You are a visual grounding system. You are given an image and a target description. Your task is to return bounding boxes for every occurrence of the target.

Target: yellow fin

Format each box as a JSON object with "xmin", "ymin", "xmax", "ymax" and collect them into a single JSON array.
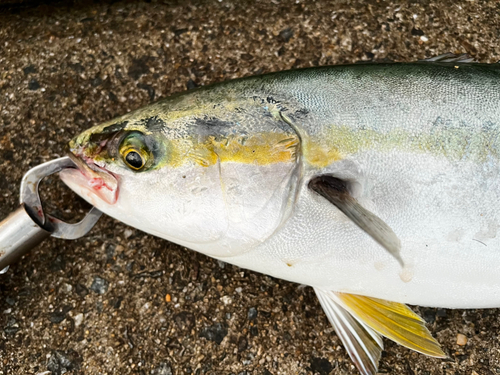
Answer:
[{"xmin": 335, "ymin": 292, "xmax": 446, "ymax": 358}]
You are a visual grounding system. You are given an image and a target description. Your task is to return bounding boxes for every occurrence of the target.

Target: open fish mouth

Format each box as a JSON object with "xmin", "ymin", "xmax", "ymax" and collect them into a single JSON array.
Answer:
[{"xmin": 59, "ymin": 152, "xmax": 119, "ymax": 205}]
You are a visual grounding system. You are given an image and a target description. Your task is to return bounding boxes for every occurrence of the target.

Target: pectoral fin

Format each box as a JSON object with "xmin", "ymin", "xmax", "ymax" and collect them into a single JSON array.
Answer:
[
  {"xmin": 314, "ymin": 289, "xmax": 446, "ymax": 375},
  {"xmin": 309, "ymin": 175, "xmax": 403, "ymax": 266}
]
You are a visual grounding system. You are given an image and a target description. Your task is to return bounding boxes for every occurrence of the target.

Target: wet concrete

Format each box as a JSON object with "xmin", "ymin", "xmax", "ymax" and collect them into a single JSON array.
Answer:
[{"xmin": 1, "ymin": 1, "xmax": 500, "ymax": 374}]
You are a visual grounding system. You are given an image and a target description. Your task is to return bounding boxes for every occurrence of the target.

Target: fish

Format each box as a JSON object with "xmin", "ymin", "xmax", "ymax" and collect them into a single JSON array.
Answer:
[{"xmin": 59, "ymin": 53, "xmax": 500, "ymax": 374}]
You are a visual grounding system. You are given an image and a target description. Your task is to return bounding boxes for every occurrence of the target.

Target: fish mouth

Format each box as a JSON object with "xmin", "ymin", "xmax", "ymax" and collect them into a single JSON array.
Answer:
[{"xmin": 60, "ymin": 151, "xmax": 119, "ymax": 206}]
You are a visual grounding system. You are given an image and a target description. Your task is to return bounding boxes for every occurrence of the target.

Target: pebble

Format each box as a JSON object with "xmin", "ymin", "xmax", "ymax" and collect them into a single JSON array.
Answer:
[
  {"xmin": 74, "ymin": 313, "xmax": 84, "ymax": 327},
  {"xmin": 47, "ymin": 350, "xmax": 81, "ymax": 374},
  {"xmin": 220, "ymin": 295, "xmax": 232, "ymax": 305},
  {"xmin": 90, "ymin": 276, "xmax": 109, "ymax": 294},
  {"xmin": 199, "ymin": 323, "xmax": 228, "ymax": 345},
  {"xmin": 124, "ymin": 228, "xmax": 134, "ymax": 238},
  {"xmin": 457, "ymin": 333, "xmax": 468, "ymax": 346},
  {"xmin": 309, "ymin": 357, "xmax": 333, "ymax": 375},
  {"xmin": 150, "ymin": 362, "xmax": 173, "ymax": 375},
  {"xmin": 248, "ymin": 307, "xmax": 258, "ymax": 320},
  {"xmin": 62, "ymin": 283, "xmax": 72, "ymax": 293}
]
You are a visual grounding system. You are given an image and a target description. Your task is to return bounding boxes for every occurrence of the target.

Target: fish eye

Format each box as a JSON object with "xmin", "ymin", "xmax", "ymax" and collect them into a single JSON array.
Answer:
[
  {"xmin": 124, "ymin": 149, "xmax": 145, "ymax": 170},
  {"xmin": 118, "ymin": 132, "xmax": 152, "ymax": 172}
]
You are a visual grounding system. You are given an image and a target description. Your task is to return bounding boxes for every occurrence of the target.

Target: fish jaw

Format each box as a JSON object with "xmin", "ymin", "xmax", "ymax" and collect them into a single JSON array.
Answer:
[{"xmin": 60, "ymin": 152, "xmax": 119, "ymax": 206}]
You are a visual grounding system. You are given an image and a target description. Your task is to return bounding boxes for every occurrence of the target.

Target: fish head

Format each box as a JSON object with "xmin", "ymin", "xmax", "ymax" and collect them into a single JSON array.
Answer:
[
  {"xmin": 61, "ymin": 95, "xmax": 301, "ymax": 257},
  {"xmin": 62, "ymin": 120, "xmax": 168, "ymax": 203}
]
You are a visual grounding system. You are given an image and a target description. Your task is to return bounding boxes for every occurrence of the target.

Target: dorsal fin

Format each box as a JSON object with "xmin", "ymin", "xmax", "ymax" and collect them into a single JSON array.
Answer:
[{"xmin": 419, "ymin": 53, "xmax": 476, "ymax": 63}]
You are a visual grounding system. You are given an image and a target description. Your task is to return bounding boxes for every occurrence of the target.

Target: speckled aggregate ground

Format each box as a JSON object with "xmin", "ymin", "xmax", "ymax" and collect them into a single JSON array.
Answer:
[{"xmin": 1, "ymin": 1, "xmax": 500, "ymax": 374}]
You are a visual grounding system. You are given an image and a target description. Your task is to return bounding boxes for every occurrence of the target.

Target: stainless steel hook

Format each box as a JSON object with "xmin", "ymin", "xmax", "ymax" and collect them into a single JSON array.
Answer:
[{"xmin": 0, "ymin": 156, "xmax": 102, "ymax": 273}]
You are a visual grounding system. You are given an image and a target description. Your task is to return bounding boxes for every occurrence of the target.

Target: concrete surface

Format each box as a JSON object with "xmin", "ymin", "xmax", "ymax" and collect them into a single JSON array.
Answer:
[{"xmin": 1, "ymin": 0, "xmax": 500, "ymax": 374}]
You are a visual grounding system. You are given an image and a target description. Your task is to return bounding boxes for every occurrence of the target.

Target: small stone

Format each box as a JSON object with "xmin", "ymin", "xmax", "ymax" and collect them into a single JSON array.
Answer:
[
  {"xmin": 90, "ymin": 276, "xmax": 109, "ymax": 294},
  {"xmin": 279, "ymin": 27, "xmax": 294, "ymax": 42},
  {"xmin": 23, "ymin": 65, "xmax": 37, "ymax": 75},
  {"xmin": 457, "ymin": 333, "xmax": 468, "ymax": 346},
  {"xmin": 411, "ymin": 27, "xmax": 425, "ymax": 36},
  {"xmin": 105, "ymin": 243, "xmax": 116, "ymax": 260},
  {"xmin": 421, "ymin": 308, "xmax": 437, "ymax": 324},
  {"xmin": 309, "ymin": 357, "xmax": 333, "ymax": 375},
  {"xmin": 200, "ymin": 322, "xmax": 228, "ymax": 345},
  {"xmin": 4, "ymin": 318, "xmax": 19, "ymax": 334},
  {"xmin": 151, "ymin": 362, "xmax": 173, "ymax": 375},
  {"xmin": 49, "ymin": 311, "xmax": 66, "ymax": 324},
  {"xmin": 436, "ymin": 309, "xmax": 447, "ymax": 317},
  {"xmin": 47, "ymin": 350, "xmax": 82, "ymax": 375},
  {"xmin": 247, "ymin": 307, "xmax": 258, "ymax": 320},
  {"xmin": 237, "ymin": 336, "xmax": 248, "ymax": 352},
  {"xmin": 240, "ymin": 53, "xmax": 253, "ymax": 61},
  {"xmin": 62, "ymin": 283, "xmax": 72, "ymax": 293},
  {"xmin": 220, "ymin": 296, "xmax": 232, "ymax": 305},
  {"xmin": 74, "ymin": 313, "xmax": 84, "ymax": 327},
  {"xmin": 186, "ymin": 79, "xmax": 198, "ymax": 90},
  {"xmin": 249, "ymin": 326, "xmax": 258, "ymax": 336},
  {"xmin": 123, "ymin": 228, "xmax": 133, "ymax": 238},
  {"xmin": 49, "ymin": 306, "xmax": 72, "ymax": 324},
  {"xmin": 75, "ymin": 283, "xmax": 89, "ymax": 297},
  {"xmin": 28, "ymin": 79, "xmax": 40, "ymax": 90}
]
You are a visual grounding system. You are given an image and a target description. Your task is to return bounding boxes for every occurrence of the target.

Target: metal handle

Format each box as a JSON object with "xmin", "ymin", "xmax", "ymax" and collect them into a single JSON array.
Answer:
[
  {"xmin": 0, "ymin": 156, "xmax": 103, "ymax": 273},
  {"xmin": 0, "ymin": 204, "xmax": 52, "ymax": 273}
]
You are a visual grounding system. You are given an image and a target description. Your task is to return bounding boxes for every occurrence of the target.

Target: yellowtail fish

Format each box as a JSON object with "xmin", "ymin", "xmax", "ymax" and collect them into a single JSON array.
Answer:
[{"xmin": 59, "ymin": 54, "xmax": 500, "ymax": 374}]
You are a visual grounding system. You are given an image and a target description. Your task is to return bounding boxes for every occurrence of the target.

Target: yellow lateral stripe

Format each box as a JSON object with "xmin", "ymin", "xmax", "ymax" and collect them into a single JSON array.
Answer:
[
  {"xmin": 167, "ymin": 132, "xmax": 299, "ymax": 168},
  {"xmin": 336, "ymin": 293, "xmax": 446, "ymax": 358}
]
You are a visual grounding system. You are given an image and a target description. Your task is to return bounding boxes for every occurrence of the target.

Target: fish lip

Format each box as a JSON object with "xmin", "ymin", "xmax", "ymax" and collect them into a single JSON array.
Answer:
[{"xmin": 65, "ymin": 151, "xmax": 119, "ymax": 205}]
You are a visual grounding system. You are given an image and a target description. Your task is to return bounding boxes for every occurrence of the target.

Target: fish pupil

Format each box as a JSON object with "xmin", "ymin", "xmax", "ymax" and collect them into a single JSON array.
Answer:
[{"xmin": 125, "ymin": 151, "xmax": 144, "ymax": 169}]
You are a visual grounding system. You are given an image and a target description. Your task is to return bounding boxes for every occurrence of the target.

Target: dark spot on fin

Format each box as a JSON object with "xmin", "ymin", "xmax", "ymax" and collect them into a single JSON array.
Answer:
[
  {"xmin": 419, "ymin": 52, "xmax": 476, "ymax": 63},
  {"xmin": 309, "ymin": 175, "xmax": 404, "ymax": 267},
  {"xmin": 89, "ymin": 121, "xmax": 128, "ymax": 143}
]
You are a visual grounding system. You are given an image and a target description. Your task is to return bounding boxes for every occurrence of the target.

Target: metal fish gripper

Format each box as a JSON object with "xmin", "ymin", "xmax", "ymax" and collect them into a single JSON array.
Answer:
[{"xmin": 0, "ymin": 156, "xmax": 102, "ymax": 273}]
